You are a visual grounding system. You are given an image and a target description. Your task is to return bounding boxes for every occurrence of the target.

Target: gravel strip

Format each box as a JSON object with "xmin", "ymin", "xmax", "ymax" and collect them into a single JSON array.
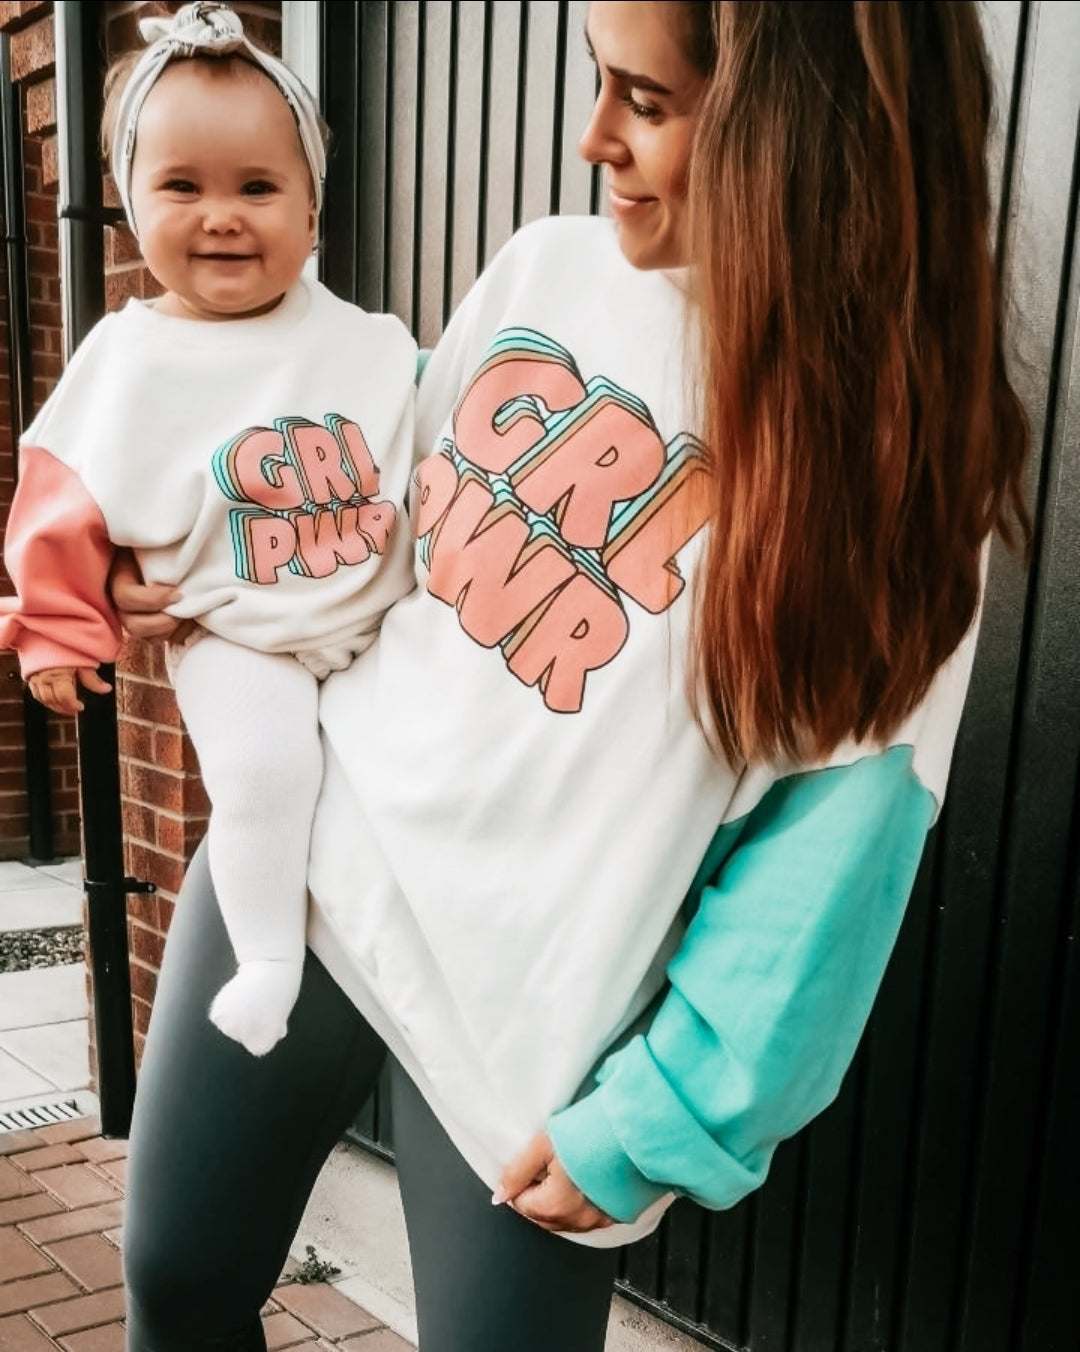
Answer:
[{"xmin": 0, "ymin": 926, "xmax": 85, "ymax": 973}]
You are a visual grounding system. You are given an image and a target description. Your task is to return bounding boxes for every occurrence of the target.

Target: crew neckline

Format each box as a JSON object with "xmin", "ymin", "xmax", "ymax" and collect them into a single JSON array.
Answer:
[{"xmin": 122, "ymin": 274, "xmax": 314, "ymax": 348}]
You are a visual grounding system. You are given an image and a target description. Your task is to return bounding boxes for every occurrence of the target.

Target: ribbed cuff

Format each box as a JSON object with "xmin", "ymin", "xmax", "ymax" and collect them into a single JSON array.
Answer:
[
  {"xmin": 547, "ymin": 1090, "xmax": 667, "ymax": 1225},
  {"xmin": 18, "ymin": 638, "xmax": 113, "ymax": 680}
]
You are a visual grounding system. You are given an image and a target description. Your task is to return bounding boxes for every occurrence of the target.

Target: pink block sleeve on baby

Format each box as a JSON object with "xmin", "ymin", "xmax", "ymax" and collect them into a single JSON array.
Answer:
[{"xmin": 0, "ymin": 446, "xmax": 121, "ymax": 677}]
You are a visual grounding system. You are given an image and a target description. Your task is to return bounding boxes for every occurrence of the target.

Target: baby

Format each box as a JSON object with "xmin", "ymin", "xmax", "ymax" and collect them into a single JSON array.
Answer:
[{"xmin": 0, "ymin": 3, "xmax": 417, "ymax": 1056}]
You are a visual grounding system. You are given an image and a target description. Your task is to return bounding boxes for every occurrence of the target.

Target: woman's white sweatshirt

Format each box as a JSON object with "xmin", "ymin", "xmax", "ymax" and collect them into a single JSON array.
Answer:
[{"xmin": 308, "ymin": 217, "xmax": 983, "ymax": 1246}]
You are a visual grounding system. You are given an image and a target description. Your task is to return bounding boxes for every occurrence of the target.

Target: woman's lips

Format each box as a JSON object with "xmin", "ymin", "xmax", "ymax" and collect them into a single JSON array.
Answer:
[{"xmin": 608, "ymin": 188, "xmax": 657, "ymax": 218}]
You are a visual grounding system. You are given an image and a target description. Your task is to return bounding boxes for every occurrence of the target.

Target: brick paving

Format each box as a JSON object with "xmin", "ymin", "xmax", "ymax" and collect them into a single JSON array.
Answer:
[{"xmin": 0, "ymin": 1117, "xmax": 413, "ymax": 1351}]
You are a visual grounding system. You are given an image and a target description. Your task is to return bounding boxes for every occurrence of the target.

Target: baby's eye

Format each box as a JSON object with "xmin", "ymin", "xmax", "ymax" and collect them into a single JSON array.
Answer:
[
  {"xmin": 242, "ymin": 179, "xmax": 278, "ymax": 196},
  {"xmin": 163, "ymin": 179, "xmax": 198, "ymax": 194}
]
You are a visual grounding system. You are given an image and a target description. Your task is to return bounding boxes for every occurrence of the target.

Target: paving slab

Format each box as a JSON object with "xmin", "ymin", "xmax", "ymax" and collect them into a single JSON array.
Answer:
[
  {"xmin": 0, "ymin": 1311, "xmax": 58, "ymax": 1351},
  {"xmin": 0, "ymin": 888, "xmax": 82, "ymax": 934},
  {"xmin": 20, "ymin": 1200, "xmax": 126, "ymax": 1244},
  {"xmin": 30, "ymin": 860, "xmax": 83, "ymax": 889},
  {"xmin": 9, "ymin": 1145, "xmax": 84, "ymax": 1172},
  {"xmin": 275, "ymin": 1282, "xmax": 381, "ymax": 1339},
  {"xmin": 34, "ymin": 1120, "xmax": 101, "ymax": 1148},
  {"xmin": 340, "ymin": 1331, "xmax": 414, "ymax": 1351},
  {"xmin": 58, "ymin": 1323, "xmax": 126, "ymax": 1352},
  {"xmin": 0, "ymin": 1049, "xmax": 54, "ymax": 1106},
  {"xmin": 0, "ymin": 1224, "xmax": 55, "ymax": 1281},
  {"xmin": 30, "ymin": 1286, "xmax": 127, "ymax": 1338},
  {"xmin": 261, "ymin": 1309, "xmax": 312, "ymax": 1349},
  {"xmin": 0, "ymin": 863, "xmax": 61, "ymax": 892},
  {"xmin": 45, "ymin": 1234, "xmax": 123, "ymax": 1292},
  {"xmin": 31, "ymin": 1166, "xmax": 121, "ymax": 1212},
  {"xmin": 0, "ymin": 1271, "xmax": 79, "ymax": 1317},
  {"xmin": 0, "ymin": 1194, "xmax": 65, "ymax": 1226},
  {"xmin": 0, "ymin": 1158, "xmax": 25, "ymax": 1200},
  {"xmin": 72, "ymin": 1141, "xmax": 127, "ymax": 1167},
  {"xmin": 0, "ymin": 967, "xmax": 86, "ymax": 1034},
  {"xmin": 0, "ymin": 1023, "xmax": 90, "ymax": 1095}
]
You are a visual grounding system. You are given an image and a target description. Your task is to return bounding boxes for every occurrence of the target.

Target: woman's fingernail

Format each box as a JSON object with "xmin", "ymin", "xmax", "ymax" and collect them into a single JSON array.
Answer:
[{"xmin": 491, "ymin": 1187, "xmax": 507, "ymax": 1206}]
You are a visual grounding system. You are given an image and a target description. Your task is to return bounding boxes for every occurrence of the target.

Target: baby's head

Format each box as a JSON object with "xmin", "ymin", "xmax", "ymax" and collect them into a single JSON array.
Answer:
[{"xmin": 102, "ymin": 3, "xmax": 327, "ymax": 323}]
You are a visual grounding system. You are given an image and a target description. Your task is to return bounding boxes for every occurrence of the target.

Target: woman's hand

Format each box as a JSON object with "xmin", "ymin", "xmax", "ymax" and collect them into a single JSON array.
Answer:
[
  {"xmin": 495, "ymin": 1132, "xmax": 613, "ymax": 1234},
  {"xmin": 109, "ymin": 549, "xmax": 193, "ymax": 641},
  {"xmin": 29, "ymin": 666, "xmax": 111, "ymax": 715}
]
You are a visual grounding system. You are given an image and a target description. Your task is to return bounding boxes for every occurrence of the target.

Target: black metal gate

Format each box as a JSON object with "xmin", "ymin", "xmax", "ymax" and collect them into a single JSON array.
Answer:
[{"xmin": 321, "ymin": 4, "xmax": 1080, "ymax": 1348}]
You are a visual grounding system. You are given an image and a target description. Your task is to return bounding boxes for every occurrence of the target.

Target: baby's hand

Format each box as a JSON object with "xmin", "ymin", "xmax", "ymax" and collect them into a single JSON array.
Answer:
[{"xmin": 28, "ymin": 666, "xmax": 112, "ymax": 715}]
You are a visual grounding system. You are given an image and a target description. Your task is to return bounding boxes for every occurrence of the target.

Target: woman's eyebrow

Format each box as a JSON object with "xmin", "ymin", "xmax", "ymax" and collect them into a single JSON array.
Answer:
[
  {"xmin": 603, "ymin": 65, "xmax": 674, "ymax": 95},
  {"xmin": 583, "ymin": 27, "xmax": 674, "ymax": 96}
]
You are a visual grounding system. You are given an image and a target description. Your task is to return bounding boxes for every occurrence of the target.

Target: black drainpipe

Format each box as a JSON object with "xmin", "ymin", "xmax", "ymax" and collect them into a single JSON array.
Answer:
[
  {"xmin": 56, "ymin": 0, "xmax": 150, "ymax": 1138},
  {"xmin": 1, "ymin": 34, "xmax": 55, "ymax": 864}
]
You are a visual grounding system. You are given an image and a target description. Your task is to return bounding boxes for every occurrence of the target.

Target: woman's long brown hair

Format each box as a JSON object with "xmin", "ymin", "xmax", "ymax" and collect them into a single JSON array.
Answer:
[{"xmin": 686, "ymin": 1, "xmax": 1030, "ymax": 763}]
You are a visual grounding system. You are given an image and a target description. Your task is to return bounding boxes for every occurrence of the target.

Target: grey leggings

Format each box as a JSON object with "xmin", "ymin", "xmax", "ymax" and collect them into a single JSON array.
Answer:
[{"xmin": 123, "ymin": 842, "xmax": 620, "ymax": 1352}]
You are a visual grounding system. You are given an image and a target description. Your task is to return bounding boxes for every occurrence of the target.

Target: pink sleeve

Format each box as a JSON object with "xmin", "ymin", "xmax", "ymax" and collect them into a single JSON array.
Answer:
[{"xmin": 0, "ymin": 446, "xmax": 121, "ymax": 677}]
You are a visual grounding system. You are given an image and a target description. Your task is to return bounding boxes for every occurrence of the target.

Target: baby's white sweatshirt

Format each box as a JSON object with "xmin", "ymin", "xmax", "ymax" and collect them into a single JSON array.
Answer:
[{"xmin": 0, "ymin": 276, "xmax": 417, "ymax": 674}]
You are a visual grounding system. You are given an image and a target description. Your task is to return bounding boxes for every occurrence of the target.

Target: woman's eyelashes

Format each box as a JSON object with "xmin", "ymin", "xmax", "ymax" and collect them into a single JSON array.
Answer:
[{"xmin": 622, "ymin": 90, "xmax": 663, "ymax": 122}]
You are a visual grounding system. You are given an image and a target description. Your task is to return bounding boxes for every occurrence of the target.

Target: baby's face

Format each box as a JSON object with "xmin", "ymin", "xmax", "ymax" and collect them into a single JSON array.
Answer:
[{"xmin": 128, "ymin": 60, "xmax": 317, "ymax": 322}]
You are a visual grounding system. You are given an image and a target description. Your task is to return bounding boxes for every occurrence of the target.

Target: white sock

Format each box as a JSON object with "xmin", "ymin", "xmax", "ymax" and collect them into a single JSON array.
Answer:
[{"xmin": 209, "ymin": 959, "xmax": 305, "ymax": 1057}]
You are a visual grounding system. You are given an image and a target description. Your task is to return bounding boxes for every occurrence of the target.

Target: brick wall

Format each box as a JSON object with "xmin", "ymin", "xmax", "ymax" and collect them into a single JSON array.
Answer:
[
  {"xmin": 0, "ymin": 0, "xmax": 281, "ymax": 1067},
  {"xmin": 0, "ymin": 0, "xmax": 80, "ymax": 861}
]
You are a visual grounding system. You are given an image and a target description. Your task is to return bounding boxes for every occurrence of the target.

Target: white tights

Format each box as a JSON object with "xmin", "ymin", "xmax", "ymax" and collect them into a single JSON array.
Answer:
[{"xmin": 171, "ymin": 635, "xmax": 322, "ymax": 1056}]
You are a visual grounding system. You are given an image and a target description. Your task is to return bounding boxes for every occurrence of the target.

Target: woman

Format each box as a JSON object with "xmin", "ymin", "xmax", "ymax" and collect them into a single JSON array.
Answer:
[{"xmin": 118, "ymin": 4, "xmax": 1029, "ymax": 1350}]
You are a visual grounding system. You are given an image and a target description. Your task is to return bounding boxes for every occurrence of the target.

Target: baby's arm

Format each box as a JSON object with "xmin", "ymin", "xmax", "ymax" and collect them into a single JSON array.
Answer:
[
  {"xmin": 28, "ymin": 665, "xmax": 112, "ymax": 716},
  {"xmin": 0, "ymin": 446, "xmax": 122, "ymax": 676}
]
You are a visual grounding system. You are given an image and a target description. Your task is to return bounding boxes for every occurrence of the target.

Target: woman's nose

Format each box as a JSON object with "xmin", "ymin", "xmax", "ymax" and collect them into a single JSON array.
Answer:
[{"xmin": 578, "ymin": 91, "xmax": 627, "ymax": 167}]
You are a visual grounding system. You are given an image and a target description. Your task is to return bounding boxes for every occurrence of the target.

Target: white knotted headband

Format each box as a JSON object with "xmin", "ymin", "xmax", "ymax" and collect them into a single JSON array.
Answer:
[{"xmin": 111, "ymin": 2, "xmax": 326, "ymax": 234}]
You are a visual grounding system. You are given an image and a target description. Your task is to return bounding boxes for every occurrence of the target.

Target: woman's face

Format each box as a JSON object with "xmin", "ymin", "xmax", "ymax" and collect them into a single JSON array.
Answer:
[{"xmin": 579, "ymin": 2, "xmax": 707, "ymax": 271}]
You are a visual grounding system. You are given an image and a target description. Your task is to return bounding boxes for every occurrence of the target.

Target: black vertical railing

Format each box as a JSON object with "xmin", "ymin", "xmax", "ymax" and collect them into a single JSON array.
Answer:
[{"xmin": 55, "ymin": 0, "xmax": 146, "ymax": 1139}]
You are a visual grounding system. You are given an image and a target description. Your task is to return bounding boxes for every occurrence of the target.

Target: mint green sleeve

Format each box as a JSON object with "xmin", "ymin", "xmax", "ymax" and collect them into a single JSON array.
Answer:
[{"xmin": 546, "ymin": 745, "xmax": 936, "ymax": 1223}]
